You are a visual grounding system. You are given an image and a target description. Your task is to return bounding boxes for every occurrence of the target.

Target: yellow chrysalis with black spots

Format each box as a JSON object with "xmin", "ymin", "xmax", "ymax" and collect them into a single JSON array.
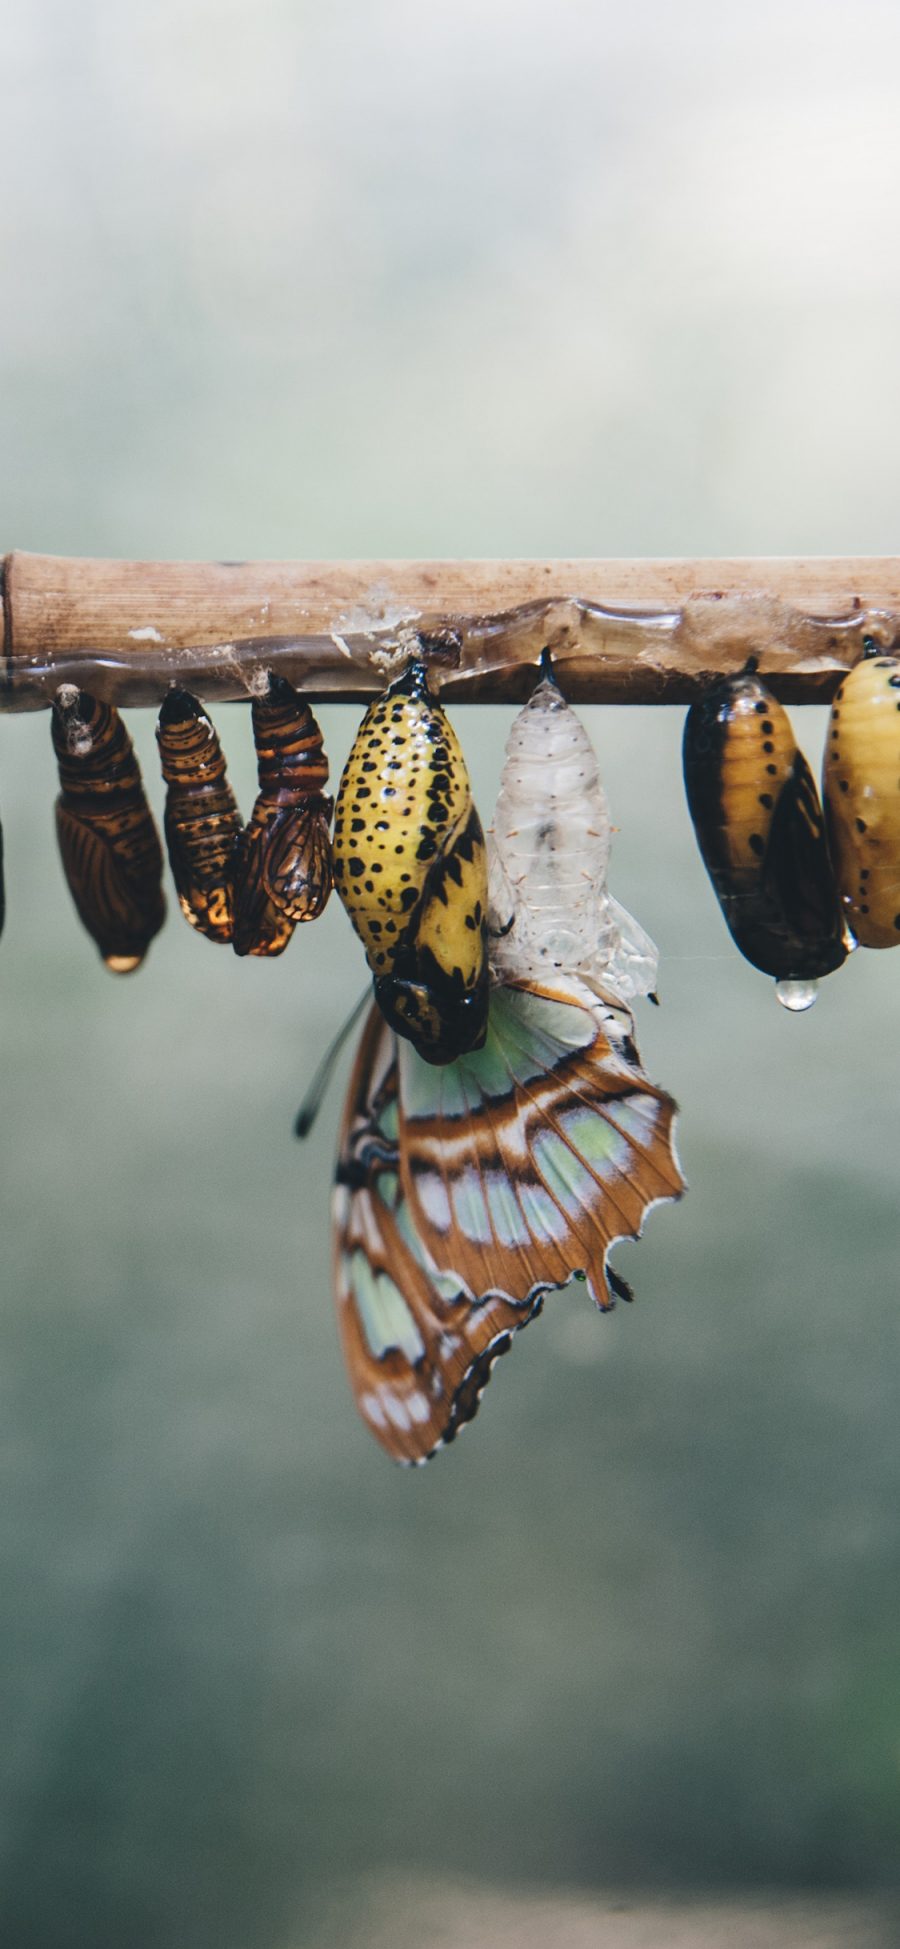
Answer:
[
  {"xmin": 683, "ymin": 664, "xmax": 847, "ymax": 999},
  {"xmin": 332, "ymin": 659, "xmax": 489, "ymax": 1064},
  {"xmin": 823, "ymin": 648, "xmax": 900, "ymax": 948}
]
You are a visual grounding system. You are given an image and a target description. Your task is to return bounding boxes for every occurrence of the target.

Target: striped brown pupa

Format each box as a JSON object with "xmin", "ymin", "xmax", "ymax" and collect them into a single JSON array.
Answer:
[
  {"xmin": 52, "ymin": 687, "xmax": 166, "ymax": 973},
  {"xmin": 157, "ymin": 688, "xmax": 243, "ymax": 944},
  {"xmin": 683, "ymin": 665, "xmax": 847, "ymax": 1005},
  {"xmin": 823, "ymin": 647, "xmax": 900, "ymax": 948},
  {"xmin": 231, "ymin": 673, "xmax": 333, "ymax": 957}
]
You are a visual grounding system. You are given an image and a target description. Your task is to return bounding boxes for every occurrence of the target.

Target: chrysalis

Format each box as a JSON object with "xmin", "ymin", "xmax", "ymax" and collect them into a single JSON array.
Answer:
[
  {"xmin": 488, "ymin": 661, "xmax": 658, "ymax": 1003},
  {"xmin": 822, "ymin": 648, "xmax": 900, "ymax": 948},
  {"xmin": 231, "ymin": 673, "xmax": 333, "ymax": 958},
  {"xmin": 683, "ymin": 665, "xmax": 847, "ymax": 1008},
  {"xmin": 156, "ymin": 688, "xmax": 243, "ymax": 944},
  {"xmin": 52, "ymin": 687, "xmax": 166, "ymax": 973},
  {"xmin": 332, "ymin": 659, "xmax": 489, "ymax": 1065}
]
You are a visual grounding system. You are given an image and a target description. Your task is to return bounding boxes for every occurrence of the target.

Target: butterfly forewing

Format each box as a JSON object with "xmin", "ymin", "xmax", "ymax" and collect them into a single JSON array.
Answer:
[
  {"xmin": 397, "ymin": 976, "xmax": 685, "ymax": 1311},
  {"xmin": 333, "ymin": 1006, "xmax": 544, "ymax": 1464}
]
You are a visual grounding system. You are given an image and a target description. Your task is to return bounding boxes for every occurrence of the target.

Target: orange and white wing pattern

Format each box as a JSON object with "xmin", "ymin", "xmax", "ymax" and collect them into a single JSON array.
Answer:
[
  {"xmin": 397, "ymin": 976, "xmax": 684, "ymax": 1312},
  {"xmin": 333, "ymin": 1006, "xmax": 544, "ymax": 1465}
]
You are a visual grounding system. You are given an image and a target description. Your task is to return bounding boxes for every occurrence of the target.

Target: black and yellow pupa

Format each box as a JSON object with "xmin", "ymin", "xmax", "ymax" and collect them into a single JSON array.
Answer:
[
  {"xmin": 823, "ymin": 648, "xmax": 900, "ymax": 949},
  {"xmin": 683, "ymin": 663, "xmax": 847, "ymax": 1000},
  {"xmin": 332, "ymin": 660, "xmax": 489, "ymax": 1064}
]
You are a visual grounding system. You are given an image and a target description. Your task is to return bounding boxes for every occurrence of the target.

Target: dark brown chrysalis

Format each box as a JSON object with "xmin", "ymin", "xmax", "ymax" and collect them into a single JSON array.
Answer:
[
  {"xmin": 157, "ymin": 688, "xmax": 243, "ymax": 944},
  {"xmin": 52, "ymin": 687, "xmax": 166, "ymax": 973},
  {"xmin": 231, "ymin": 673, "xmax": 333, "ymax": 957}
]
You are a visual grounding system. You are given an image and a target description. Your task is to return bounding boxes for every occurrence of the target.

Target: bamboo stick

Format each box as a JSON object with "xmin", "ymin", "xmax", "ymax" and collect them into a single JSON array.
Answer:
[{"xmin": 2, "ymin": 552, "xmax": 899, "ymax": 709}]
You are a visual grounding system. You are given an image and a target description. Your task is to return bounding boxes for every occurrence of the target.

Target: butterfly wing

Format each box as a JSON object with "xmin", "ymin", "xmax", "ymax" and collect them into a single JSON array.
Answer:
[
  {"xmin": 230, "ymin": 818, "xmax": 293, "ymax": 956},
  {"xmin": 261, "ymin": 802, "xmax": 332, "ymax": 923},
  {"xmin": 333, "ymin": 1006, "xmax": 544, "ymax": 1464},
  {"xmin": 56, "ymin": 800, "xmax": 163, "ymax": 969},
  {"xmin": 397, "ymin": 975, "xmax": 684, "ymax": 1311}
]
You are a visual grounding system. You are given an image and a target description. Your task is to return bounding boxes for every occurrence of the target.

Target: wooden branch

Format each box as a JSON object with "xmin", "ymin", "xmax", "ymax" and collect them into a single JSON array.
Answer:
[{"xmin": 3, "ymin": 552, "xmax": 900, "ymax": 710}]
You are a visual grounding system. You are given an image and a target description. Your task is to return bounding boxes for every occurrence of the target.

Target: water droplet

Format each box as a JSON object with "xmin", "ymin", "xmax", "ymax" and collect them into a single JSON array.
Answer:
[{"xmin": 775, "ymin": 978, "xmax": 819, "ymax": 1013}]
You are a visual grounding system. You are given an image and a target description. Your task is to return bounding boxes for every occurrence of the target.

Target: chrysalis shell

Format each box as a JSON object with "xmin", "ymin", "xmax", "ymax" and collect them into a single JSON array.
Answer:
[
  {"xmin": 157, "ymin": 688, "xmax": 243, "ymax": 944},
  {"xmin": 231, "ymin": 673, "xmax": 333, "ymax": 958},
  {"xmin": 332, "ymin": 659, "xmax": 489, "ymax": 1064},
  {"xmin": 487, "ymin": 669, "xmax": 658, "ymax": 1003},
  {"xmin": 683, "ymin": 667, "xmax": 847, "ymax": 986},
  {"xmin": 823, "ymin": 651, "xmax": 900, "ymax": 948},
  {"xmin": 52, "ymin": 688, "xmax": 166, "ymax": 973}
]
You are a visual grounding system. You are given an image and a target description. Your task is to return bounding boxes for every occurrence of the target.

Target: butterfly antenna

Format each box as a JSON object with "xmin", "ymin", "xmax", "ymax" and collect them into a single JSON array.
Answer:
[{"xmin": 294, "ymin": 989, "xmax": 369, "ymax": 1139}]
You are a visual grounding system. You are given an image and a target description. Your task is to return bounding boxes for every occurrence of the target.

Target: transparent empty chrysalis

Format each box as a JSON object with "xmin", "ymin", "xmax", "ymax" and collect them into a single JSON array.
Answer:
[{"xmin": 487, "ymin": 662, "xmax": 659, "ymax": 1003}]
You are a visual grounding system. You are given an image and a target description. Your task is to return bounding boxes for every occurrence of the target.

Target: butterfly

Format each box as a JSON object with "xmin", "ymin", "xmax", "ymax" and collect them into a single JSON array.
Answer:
[
  {"xmin": 231, "ymin": 673, "xmax": 333, "ymax": 957},
  {"xmin": 332, "ymin": 658, "xmax": 489, "ymax": 1065},
  {"xmin": 157, "ymin": 687, "xmax": 243, "ymax": 944},
  {"xmin": 683, "ymin": 662, "xmax": 847, "ymax": 1003},
  {"xmin": 52, "ymin": 686, "xmax": 166, "ymax": 973},
  {"xmin": 328, "ymin": 663, "xmax": 685, "ymax": 1464},
  {"xmin": 333, "ymin": 972, "xmax": 683, "ymax": 1464}
]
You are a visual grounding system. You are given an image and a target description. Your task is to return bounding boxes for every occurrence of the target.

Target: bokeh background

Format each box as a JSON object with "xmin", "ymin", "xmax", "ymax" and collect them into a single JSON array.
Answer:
[{"xmin": 2, "ymin": 3, "xmax": 900, "ymax": 1945}]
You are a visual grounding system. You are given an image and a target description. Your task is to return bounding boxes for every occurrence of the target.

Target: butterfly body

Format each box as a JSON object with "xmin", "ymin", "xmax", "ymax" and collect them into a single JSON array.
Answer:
[
  {"xmin": 332, "ymin": 660, "xmax": 489, "ymax": 1064},
  {"xmin": 683, "ymin": 669, "xmax": 847, "ymax": 981},
  {"xmin": 52, "ymin": 688, "xmax": 166, "ymax": 973},
  {"xmin": 231, "ymin": 674, "xmax": 332, "ymax": 957},
  {"xmin": 157, "ymin": 688, "xmax": 243, "ymax": 943},
  {"xmin": 489, "ymin": 672, "xmax": 658, "ymax": 1002},
  {"xmin": 822, "ymin": 653, "xmax": 900, "ymax": 948}
]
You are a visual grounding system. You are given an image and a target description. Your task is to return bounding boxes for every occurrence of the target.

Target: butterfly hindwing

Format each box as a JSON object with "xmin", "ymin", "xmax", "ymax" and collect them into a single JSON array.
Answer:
[
  {"xmin": 333, "ymin": 1006, "xmax": 544, "ymax": 1464},
  {"xmin": 261, "ymin": 803, "xmax": 334, "ymax": 922},
  {"xmin": 56, "ymin": 800, "xmax": 163, "ymax": 968},
  {"xmin": 396, "ymin": 976, "xmax": 685, "ymax": 1311}
]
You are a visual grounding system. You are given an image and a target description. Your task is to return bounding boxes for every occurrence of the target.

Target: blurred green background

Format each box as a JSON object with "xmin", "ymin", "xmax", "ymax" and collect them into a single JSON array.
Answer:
[{"xmin": 2, "ymin": 3, "xmax": 900, "ymax": 1945}]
